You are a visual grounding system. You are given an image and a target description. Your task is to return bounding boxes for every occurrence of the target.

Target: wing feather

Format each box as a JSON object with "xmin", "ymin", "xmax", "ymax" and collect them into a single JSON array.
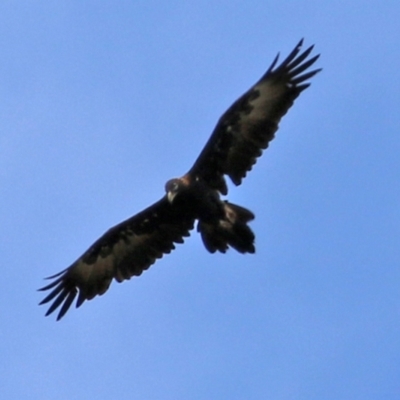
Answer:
[
  {"xmin": 39, "ymin": 197, "xmax": 194, "ymax": 320},
  {"xmin": 189, "ymin": 39, "xmax": 321, "ymax": 191}
]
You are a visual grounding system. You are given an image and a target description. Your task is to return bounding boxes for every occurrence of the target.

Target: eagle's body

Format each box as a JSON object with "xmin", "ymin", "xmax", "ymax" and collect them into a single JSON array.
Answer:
[
  {"xmin": 40, "ymin": 40, "xmax": 321, "ymax": 320},
  {"xmin": 166, "ymin": 175, "xmax": 256, "ymax": 253}
]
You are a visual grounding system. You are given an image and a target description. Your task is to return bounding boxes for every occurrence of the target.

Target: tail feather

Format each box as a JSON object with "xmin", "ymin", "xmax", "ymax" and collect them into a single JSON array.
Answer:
[{"xmin": 198, "ymin": 202, "xmax": 255, "ymax": 254}]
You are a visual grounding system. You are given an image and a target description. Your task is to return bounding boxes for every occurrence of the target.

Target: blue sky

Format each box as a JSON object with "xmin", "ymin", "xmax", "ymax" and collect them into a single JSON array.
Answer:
[{"xmin": 1, "ymin": 1, "xmax": 399, "ymax": 399}]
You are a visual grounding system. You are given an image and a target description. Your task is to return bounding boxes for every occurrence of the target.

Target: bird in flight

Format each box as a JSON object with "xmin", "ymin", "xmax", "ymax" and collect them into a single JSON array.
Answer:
[{"xmin": 39, "ymin": 39, "xmax": 321, "ymax": 320}]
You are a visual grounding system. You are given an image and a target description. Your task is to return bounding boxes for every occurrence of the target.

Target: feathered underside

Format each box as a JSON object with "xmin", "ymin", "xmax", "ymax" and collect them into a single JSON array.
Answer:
[
  {"xmin": 189, "ymin": 39, "xmax": 321, "ymax": 194},
  {"xmin": 39, "ymin": 197, "xmax": 194, "ymax": 320}
]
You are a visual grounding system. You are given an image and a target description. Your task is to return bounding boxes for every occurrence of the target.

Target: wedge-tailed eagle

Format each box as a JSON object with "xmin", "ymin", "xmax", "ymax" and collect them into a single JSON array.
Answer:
[{"xmin": 39, "ymin": 39, "xmax": 320, "ymax": 320}]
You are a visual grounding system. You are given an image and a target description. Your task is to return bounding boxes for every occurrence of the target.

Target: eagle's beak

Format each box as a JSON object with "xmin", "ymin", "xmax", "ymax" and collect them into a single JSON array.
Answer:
[{"xmin": 167, "ymin": 191, "xmax": 177, "ymax": 204}]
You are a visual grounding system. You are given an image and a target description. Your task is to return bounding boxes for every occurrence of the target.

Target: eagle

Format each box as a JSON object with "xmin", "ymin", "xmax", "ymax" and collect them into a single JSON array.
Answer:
[{"xmin": 39, "ymin": 39, "xmax": 320, "ymax": 320}]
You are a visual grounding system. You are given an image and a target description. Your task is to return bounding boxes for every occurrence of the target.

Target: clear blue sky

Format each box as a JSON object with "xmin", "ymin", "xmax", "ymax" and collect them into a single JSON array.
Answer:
[{"xmin": 1, "ymin": 2, "xmax": 399, "ymax": 399}]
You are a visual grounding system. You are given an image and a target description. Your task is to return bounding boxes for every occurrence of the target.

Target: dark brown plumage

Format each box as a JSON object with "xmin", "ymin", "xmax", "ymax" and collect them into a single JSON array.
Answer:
[{"xmin": 39, "ymin": 39, "xmax": 321, "ymax": 320}]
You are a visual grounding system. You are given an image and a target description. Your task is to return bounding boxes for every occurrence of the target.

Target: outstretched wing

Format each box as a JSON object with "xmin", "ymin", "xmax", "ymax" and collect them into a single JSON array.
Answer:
[
  {"xmin": 189, "ymin": 39, "xmax": 321, "ymax": 194},
  {"xmin": 39, "ymin": 197, "xmax": 195, "ymax": 320}
]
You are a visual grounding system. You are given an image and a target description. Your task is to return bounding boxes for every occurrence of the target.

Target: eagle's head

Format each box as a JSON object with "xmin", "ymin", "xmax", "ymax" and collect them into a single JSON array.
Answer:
[{"xmin": 165, "ymin": 176, "xmax": 190, "ymax": 204}]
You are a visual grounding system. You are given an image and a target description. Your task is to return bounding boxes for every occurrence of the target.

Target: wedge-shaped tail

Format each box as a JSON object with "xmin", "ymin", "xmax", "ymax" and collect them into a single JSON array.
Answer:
[{"xmin": 197, "ymin": 202, "xmax": 255, "ymax": 254}]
